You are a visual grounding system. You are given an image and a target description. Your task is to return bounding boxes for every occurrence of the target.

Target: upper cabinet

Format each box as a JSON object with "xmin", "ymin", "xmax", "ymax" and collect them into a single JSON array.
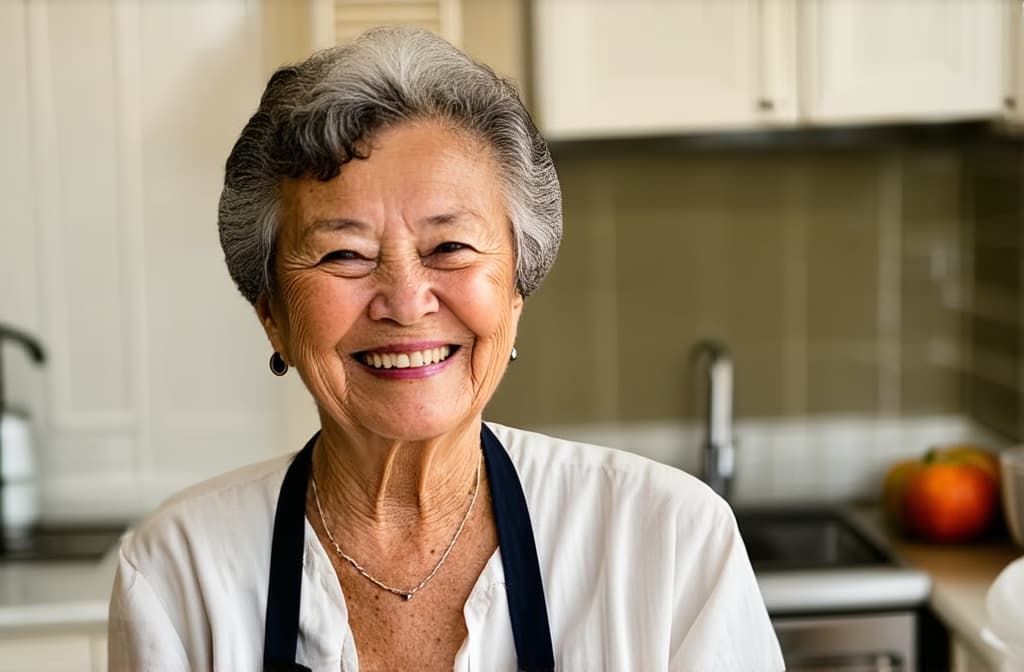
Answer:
[
  {"xmin": 310, "ymin": 0, "xmax": 535, "ymax": 96},
  {"xmin": 799, "ymin": 0, "xmax": 1004, "ymax": 124},
  {"xmin": 1002, "ymin": 0, "xmax": 1024, "ymax": 122},
  {"xmin": 532, "ymin": 0, "xmax": 1009, "ymax": 139},
  {"xmin": 312, "ymin": 0, "xmax": 462, "ymax": 49},
  {"xmin": 532, "ymin": 0, "xmax": 798, "ymax": 139}
]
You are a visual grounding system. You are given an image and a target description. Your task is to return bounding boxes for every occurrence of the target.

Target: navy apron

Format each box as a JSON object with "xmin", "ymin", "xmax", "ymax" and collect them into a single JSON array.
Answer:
[{"xmin": 262, "ymin": 425, "xmax": 555, "ymax": 672}]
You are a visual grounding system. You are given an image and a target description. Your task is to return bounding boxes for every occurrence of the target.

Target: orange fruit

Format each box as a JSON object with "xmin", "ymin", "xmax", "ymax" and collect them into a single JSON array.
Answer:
[
  {"xmin": 941, "ymin": 444, "xmax": 1000, "ymax": 483},
  {"xmin": 903, "ymin": 460, "xmax": 998, "ymax": 542}
]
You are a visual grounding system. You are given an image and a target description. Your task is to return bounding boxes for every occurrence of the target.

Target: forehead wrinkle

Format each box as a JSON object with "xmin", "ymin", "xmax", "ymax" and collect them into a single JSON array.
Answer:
[
  {"xmin": 308, "ymin": 218, "xmax": 371, "ymax": 235},
  {"xmin": 420, "ymin": 208, "xmax": 488, "ymax": 229}
]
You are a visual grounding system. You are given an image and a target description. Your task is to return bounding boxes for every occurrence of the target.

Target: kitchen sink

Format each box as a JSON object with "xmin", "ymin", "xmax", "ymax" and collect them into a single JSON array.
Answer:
[
  {"xmin": 733, "ymin": 506, "xmax": 931, "ymax": 615},
  {"xmin": 735, "ymin": 507, "xmax": 890, "ymax": 572},
  {"xmin": 735, "ymin": 506, "xmax": 938, "ymax": 670}
]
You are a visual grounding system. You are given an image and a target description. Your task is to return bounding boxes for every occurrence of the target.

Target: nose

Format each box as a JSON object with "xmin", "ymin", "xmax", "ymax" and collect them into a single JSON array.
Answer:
[{"xmin": 368, "ymin": 262, "xmax": 439, "ymax": 325}]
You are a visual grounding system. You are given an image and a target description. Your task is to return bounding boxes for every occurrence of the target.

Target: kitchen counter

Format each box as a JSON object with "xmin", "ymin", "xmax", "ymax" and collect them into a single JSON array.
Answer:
[
  {"xmin": 847, "ymin": 505, "xmax": 1023, "ymax": 670},
  {"xmin": 0, "ymin": 549, "xmax": 117, "ymax": 635},
  {"xmin": 0, "ymin": 506, "xmax": 1019, "ymax": 661}
]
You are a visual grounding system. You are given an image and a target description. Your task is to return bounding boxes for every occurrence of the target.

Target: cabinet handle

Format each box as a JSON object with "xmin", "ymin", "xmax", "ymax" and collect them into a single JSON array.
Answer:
[
  {"xmin": 1004, "ymin": 96, "xmax": 1017, "ymax": 111},
  {"xmin": 757, "ymin": 98, "xmax": 775, "ymax": 112}
]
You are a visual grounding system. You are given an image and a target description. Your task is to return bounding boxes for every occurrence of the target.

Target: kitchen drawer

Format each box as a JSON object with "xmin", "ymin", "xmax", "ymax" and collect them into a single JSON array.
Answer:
[{"xmin": 774, "ymin": 611, "xmax": 915, "ymax": 671}]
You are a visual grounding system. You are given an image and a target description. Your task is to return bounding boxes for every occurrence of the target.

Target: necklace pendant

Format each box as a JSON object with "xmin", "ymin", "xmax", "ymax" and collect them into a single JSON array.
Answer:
[{"xmin": 312, "ymin": 455, "xmax": 482, "ymax": 603}]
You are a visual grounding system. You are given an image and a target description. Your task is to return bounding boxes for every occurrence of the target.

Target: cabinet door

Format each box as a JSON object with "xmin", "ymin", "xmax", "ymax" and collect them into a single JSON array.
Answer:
[
  {"xmin": 90, "ymin": 634, "xmax": 106, "ymax": 672},
  {"xmin": 0, "ymin": 634, "xmax": 92, "ymax": 672},
  {"xmin": 312, "ymin": 0, "xmax": 462, "ymax": 49},
  {"xmin": 1003, "ymin": 0, "xmax": 1024, "ymax": 121},
  {"xmin": 800, "ymin": 0, "xmax": 1004, "ymax": 124},
  {"xmin": 6, "ymin": 0, "xmax": 291, "ymax": 520},
  {"xmin": 532, "ymin": 0, "xmax": 797, "ymax": 139},
  {"xmin": 950, "ymin": 633, "xmax": 997, "ymax": 672}
]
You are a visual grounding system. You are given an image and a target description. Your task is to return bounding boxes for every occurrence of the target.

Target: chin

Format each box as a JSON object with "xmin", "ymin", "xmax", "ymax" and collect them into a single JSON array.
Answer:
[{"xmin": 358, "ymin": 411, "xmax": 475, "ymax": 443}]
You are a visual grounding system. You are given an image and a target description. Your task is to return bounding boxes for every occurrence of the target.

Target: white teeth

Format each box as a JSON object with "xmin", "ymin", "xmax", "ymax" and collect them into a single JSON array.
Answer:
[{"xmin": 363, "ymin": 345, "xmax": 452, "ymax": 370}]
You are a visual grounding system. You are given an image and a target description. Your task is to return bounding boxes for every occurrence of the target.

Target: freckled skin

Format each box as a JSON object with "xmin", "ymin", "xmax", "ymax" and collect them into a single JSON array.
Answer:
[
  {"xmin": 255, "ymin": 121, "xmax": 518, "ymax": 670},
  {"xmin": 262, "ymin": 124, "xmax": 522, "ymax": 446}
]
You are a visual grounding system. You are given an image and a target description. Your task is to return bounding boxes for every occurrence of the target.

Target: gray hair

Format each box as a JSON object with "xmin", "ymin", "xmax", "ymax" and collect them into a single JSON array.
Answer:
[{"xmin": 218, "ymin": 26, "xmax": 562, "ymax": 305}]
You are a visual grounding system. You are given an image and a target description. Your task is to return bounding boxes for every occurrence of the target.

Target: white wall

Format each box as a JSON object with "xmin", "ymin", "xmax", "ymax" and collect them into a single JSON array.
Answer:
[{"xmin": 0, "ymin": 0, "xmax": 316, "ymax": 522}]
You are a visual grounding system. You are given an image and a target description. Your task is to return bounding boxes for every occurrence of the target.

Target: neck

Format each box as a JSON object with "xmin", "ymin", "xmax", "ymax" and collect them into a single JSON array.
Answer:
[{"xmin": 311, "ymin": 414, "xmax": 483, "ymax": 535}]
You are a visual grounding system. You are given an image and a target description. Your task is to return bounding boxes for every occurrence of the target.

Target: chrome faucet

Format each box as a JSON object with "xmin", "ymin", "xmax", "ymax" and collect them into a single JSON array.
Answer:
[{"xmin": 689, "ymin": 340, "xmax": 735, "ymax": 500}]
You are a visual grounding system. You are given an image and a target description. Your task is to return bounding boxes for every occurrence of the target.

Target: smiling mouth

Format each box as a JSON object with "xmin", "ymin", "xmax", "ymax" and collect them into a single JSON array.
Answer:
[{"xmin": 356, "ymin": 345, "xmax": 458, "ymax": 370}]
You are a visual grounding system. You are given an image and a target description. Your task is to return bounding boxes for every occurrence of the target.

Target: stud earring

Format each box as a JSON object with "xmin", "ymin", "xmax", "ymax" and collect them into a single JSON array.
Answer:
[
  {"xmin": 269, "ymin": 352, "xmax": 289, "ymax": 376},
  {"xmin": 510, "ymin": 346, "xmax": 518, "ymax": 362}
]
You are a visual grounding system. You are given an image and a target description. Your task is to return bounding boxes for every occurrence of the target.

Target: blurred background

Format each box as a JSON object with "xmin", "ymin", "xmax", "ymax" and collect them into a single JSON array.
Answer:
[
  {"xmin": 2, "ymin": 1, "xmax": 1024, "ymax": 668},
  {"xmin": 5, "ymin": 0, "xmax": 1018, "ymax": 517}
]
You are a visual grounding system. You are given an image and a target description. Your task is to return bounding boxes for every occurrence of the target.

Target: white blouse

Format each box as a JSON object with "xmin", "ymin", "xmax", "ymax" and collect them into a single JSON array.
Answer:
[{"xmin": 108, "ymin": 423, "xmax": 784, "ymax": 671}]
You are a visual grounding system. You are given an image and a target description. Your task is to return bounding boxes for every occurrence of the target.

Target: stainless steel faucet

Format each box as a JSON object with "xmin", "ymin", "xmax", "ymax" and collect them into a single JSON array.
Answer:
[{"xmin": 689, "ymin": 340, "xmax": 735, "ymax": 500}]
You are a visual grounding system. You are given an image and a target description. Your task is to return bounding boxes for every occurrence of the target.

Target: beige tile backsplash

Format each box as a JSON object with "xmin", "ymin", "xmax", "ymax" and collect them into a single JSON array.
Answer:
[
  {"xmin": 488, "ymin": 144, "xmax": 979, "ymax": 429},
  {"xmin": 963, "ymin": 144, "xmax": 1023, "ymax": 440}
]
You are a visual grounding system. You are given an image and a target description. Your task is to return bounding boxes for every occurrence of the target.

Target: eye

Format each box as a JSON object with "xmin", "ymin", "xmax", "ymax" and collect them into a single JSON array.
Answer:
[
  {"xmin": 317, "ymin": 249, "xmax": 376, "ymax": 277},
  {"xmin": 432, "ymin": 241, "xmax": 467, "ymax": 255},
  {"xmin": 423, "ymin": 241, "xmax": 474, "ymax": 270},
  {"xmin": 319, "ymin": 249, "xmax": 364, "ymax": 264}
]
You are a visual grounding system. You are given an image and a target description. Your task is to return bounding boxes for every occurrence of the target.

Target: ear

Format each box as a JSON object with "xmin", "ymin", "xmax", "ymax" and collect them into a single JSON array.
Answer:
[
  {"xmin": 509, "ymin": 290, "xmax": 524, "ymax": 341},
  {"xmin": 511, "ymin": 291, "xmax": 524, "ymax": 318},
  {"xmin": 255, "ymin": 293, "xmax": 289, "ymax": 361}
]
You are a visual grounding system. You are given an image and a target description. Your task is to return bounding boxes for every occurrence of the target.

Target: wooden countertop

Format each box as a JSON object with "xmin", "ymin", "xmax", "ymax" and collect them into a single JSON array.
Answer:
[{"xmin": 846, "ymin": 505, "xmax": 1023, "ymax": 669}]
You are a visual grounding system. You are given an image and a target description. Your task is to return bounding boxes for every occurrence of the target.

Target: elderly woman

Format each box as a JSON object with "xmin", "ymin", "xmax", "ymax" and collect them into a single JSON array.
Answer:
[{"xmin": 108, "ymin": 27, "xmax": 782, "ymax": 671}]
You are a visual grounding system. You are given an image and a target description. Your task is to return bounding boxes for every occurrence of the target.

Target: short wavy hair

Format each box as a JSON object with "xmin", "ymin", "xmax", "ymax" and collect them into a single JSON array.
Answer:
[{"xmin": 218, "ymin": 26, "xmax": 562, "ymax": 305}]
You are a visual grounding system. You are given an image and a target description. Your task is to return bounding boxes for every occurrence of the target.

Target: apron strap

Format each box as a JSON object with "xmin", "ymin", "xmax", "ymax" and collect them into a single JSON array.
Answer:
[
  {"xmin": 263, "ymin": 433, "xmax": 317, "ymax": 672},
  {"xmin": 263, "ymin": 426, "xmax": 555, "ymax": 671},
  {"xmin": 481, "ymin": 424, "xmax": 555, "ymax": 672}
]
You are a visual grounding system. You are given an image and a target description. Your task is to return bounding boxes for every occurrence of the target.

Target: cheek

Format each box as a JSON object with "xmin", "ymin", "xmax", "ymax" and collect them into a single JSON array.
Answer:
[
  {"xmin": 448, "ymin": 269, "xmax": 519, "ymax": 340},
  {"xmin": 280, "ymin": 276, "xmax": 364, "ymax": 350},
  {"xmin": 450, "ymin": 274, "xmax": 520, "ymax": 396}
]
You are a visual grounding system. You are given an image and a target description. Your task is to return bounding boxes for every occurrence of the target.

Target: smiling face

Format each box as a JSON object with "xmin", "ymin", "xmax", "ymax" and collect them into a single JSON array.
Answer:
[{"xmin": 257, "ymin": 120, "xmax": 523, "ymax": 442}]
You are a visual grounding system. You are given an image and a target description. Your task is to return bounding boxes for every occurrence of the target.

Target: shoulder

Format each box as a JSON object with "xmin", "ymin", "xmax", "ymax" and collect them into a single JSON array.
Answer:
[
  {"xmin": 487, "ymin": 422, "xmax": 726, "ymax": 508},
  {"xmin": 119, "ymin": 452, "xmax": 295, "ymax": 571},
  {"xmin": 110, "ymin": 455, "xmax": 295, "ymax": 669},
  {"xmin": 485, "ymin": 422, "xmax": 734, "ymax": 534},
  {"xmin": 484, "ymin": 424, "xmax": 780, "ymax": 667}
]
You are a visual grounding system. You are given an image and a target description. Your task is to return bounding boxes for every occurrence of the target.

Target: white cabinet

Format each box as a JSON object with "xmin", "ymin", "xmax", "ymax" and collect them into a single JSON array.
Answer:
[
  {"xmin": 799, "ymin": 0, "xmax": 1005, "ymax": 124},
  {"xmin": 312, "ymin": 0, "xmax": 462, "ymax": 50},
  {"xmin": 532, "ymin": 0, "xmax": 798, "ymax": 139},
  {"xmin": 532, "ymin": 0, "xmax": 1007, "ymax": 138},
  {"xmin": 0, "ymin": 632, "xmax": 104, "ymax": 672},
  {"xmin": 1, "ymin": 0, "xmax": 295, "ymax": 521},
  {"xmin": 950, "ymin": 632, "xmax": 998, "ymax": 672},
  {"xmin": 91, "ymin": 634, "xmax": 107, "ymax": 672},
  {"xmin": 1002, "ymin": 0, "xmax": 1024, "ymax": 122}
]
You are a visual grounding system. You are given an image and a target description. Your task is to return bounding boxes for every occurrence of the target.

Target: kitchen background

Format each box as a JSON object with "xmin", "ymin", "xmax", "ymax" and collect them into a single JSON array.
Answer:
[
  {"xmin": 3, "ymin": 0, "xmax": 1024, "ymax": 669},
  {"xmin": 5, "ymin": 0, "xmax": 1021, "ymax": 520}
]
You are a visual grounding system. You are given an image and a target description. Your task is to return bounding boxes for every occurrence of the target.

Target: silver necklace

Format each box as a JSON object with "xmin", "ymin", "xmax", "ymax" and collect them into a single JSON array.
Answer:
[{"xmin": 310, "ymin": 455, "xmax": 481, "ymax": 601}]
